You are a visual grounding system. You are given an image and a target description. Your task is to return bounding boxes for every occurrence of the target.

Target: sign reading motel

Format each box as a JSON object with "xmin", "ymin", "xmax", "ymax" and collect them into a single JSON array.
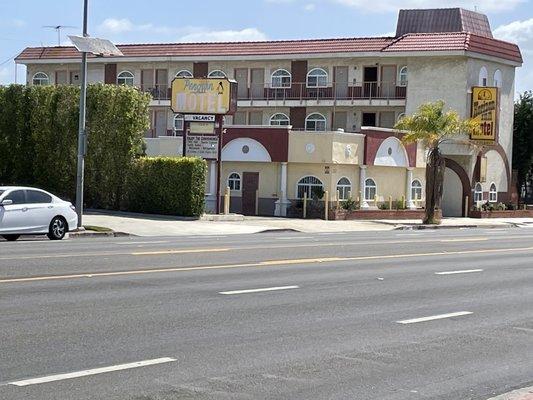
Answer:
[
  {"xmin": 171, "ymin": 78, "xmax": 237, "ymax": 115},
  {"xmin": 471, "ymin": 86, "xmax": 498, "ymax": 143}
]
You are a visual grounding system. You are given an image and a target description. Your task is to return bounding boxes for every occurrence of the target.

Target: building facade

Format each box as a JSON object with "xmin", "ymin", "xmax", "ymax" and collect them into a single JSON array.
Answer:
[{"xmin": 16, "ymin": 8, "xmax": 522, "ymax": 217}]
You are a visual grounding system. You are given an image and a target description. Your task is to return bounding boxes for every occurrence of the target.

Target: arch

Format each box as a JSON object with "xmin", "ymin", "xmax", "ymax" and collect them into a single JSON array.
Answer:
[
  {"xmin": 374, "ymin": 136, "xmax": 409, "ymax": 167},
  {"xmin": 269, "ymin": 113, "xmax": 290, "ymax": 126},
  {"xmin": 399, "ymin": 66, "xmax": 408, "ymax": 86},
  {"xmin": 443, "ymin": 157, "xmax": 471, "ymax": 217},
  {"xmin": 208, "ymin": 70, "xmax": 226, "ymax": 78},
  {"xmin": 336, "ymin": 177, "xmax": 352, "ymax": 200},
  {"xmin": 176, "ymin": 70, "xmax": 193, "ymax": 78},
  {"xmin": 478, "ymin": 145, "xmax": 512, "ymax": 196},
  {"xmin": 222, "ymin": 138, "xmax": 272, "ymax": 162},
  {"xmin": 479, "ymin": 66, "xmax": 488, "ymax": 86},
  {"xmin": 305, "ymin": 112, "xmax": 327, "ymax": 131},
  {"xmin": 489, "ymin": 182, "xmax": 498, "ymax": 202},
  {"xmin": 271, "ymin": 69, "xmax": 291, "ymax": 88},
  {"xmin": 411, "ymin": 179, "xmax": 423, "ymax": 201},
  {"xmin": 173, "ymin": 114, "xmax": 184, "ymax": 132},
  {"xmin": 397, "ymin": 112, "xmax": 405, "ymax": 122},
  {"xmin": 117, "ymin": 70, "xmax": 134, "ymax": 86},
  {"xmin": 493, "ymin": 69, "xmax": 503, "ymax": 88},
  {"xmin": 307, "ymin": 68, "xmax": 328, "ymax": 88},
  {"xmin": 364, "ymin": 178, "xmax": 377, "ymax": 201},
  {"xmin": 32, "ymin": 72, "xmax": 49, "ymax": 86},
  {"xmin": 296, "ymin": 175, "xmax": 324, "ymax": 199}
]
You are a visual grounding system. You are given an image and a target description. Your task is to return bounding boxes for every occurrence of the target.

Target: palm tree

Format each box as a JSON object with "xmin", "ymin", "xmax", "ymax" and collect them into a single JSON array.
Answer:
[{"xmin": 395, "ymin": 101, "xmax": 479, "ymax": 224}]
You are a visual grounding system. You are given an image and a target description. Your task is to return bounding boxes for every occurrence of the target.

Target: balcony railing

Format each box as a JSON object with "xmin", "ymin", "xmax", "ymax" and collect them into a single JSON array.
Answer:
[
  {"xmin": 237, "ymin": 81, "xmax": 406, "ymax": 101},
  {"xmin": 141, "ymin": 84, "xmax": 170, "ymax": 100}
]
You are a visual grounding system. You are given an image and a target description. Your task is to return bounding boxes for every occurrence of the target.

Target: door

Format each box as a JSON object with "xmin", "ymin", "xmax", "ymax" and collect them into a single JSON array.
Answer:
[
  {"xmin": 25, "ymin": 189, "xmax": 54, "ymax": 231},
  {"xmin": 334, "ymin": 66, "xmax": 349, "ymax": 99},
  {"xmin": 141, "ymin": 69, "xmax": 154, "ymax": 93},
  {"xmin": 442, "ymin": 168, "xmax": 464, "ymax": 217},
  {"xmin": 235, "ymin": 68, "xmax": 249, "ymax": 99},
  {"xmin": 380, "ymin": 65, "xmax": 396, "ymax": 98},
  {"xmin": 242, "ymin": 172, "xmax": 259, "ymax": 216},
  {"xmin": 333, "ymin": 111, "xmax": 347, "ymax": 131},
  {"xmin": 363, "ymin": 67, "xmax": 378, "ymax": 97},
  {"xmin": 154, "ymin": 110, "xmax": 167, "ymax": 137},
  {"xmin": 362, "ymin": 112, "xmax": 376, "ymax": 127},
  {"xmin": 249, "ymin": 111, "xmax": 263, "ymax": 125},
  {"xmin": 55, "ymin": 71, "xmax": 67, "ymax": 85},
  {"xmin": 250, "ymin": 68, "xmax": 264, "ymax": 99},
  {"xmin": 155, "ymin": 69, "xmax": 168, "ymax": 99},
  {"xmin": 0, "ymin": 190, "xmax": 28, "ymax": 233}
]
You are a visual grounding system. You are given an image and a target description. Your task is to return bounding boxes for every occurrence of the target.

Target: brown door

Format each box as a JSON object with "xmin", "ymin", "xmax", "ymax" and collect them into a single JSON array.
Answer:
[
  {"xmin": 141, "ymin": 69, "xmax": 154, "ymax": 94},
  {"xmin": 193, "ymin": 62, "xmax": 208, "ymax": 78},
  {"xmin": 235, "ymin": 68, "xmax": 249, "ymax": 99},
  {"xmin": 334, "ymin": 66, "xmax": 348, "ymax": 99},
  {"xmin": 380, "ymin": 65, "xmax": 396, "ymax": 98},
  {"xmin": 155, "ymin": 69, "xmax": 168, "ymax": 99},
  {"xmin": 104, "ymin": 64, "xmax": 117, "ymax": 84},
  {"xmin": 250, "ymin": 68, "xmax": 264, "ymax": 99},
  {"xmin": 363, "ymin": 67, "xmax": 378, "ymax": 97},
  {"xmin": 242, "ymin": 172, "xmax": 259, "ymax": 216}
]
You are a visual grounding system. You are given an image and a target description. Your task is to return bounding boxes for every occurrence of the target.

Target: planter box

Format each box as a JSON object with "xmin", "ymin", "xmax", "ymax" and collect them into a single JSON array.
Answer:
[
  {"xmin": 331, "ymin": 209, "xmax": 442, "ymax": 220},
  {"xmin": 469, "ymin": 209, "xmax": 533, "ymax": 218}
]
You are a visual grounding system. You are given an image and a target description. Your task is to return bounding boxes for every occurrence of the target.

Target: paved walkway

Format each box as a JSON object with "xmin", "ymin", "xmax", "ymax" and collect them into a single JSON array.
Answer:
[
  {"xmin": 485, "ymin": 386, "xmax": 533, "ymax": 400},
  {"xmin": 82, "ymin": 211, "xmax": 533, "ymax": 236}
]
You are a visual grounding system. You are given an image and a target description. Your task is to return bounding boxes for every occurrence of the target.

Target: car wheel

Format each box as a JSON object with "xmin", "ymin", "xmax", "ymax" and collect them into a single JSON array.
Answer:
[
  {"xmin": 47, "ymin": 216, "xmax": 67, "ymax": 240},
  {"xmin": 2, "ymin": 235, "xmax": 20, "ymax": 242}
]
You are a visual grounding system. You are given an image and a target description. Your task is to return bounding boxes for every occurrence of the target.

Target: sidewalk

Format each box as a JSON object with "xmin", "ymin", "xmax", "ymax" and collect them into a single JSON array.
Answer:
[{"xmin": 82, "ymin": 211, "xmax": 533, "ymax": 237}]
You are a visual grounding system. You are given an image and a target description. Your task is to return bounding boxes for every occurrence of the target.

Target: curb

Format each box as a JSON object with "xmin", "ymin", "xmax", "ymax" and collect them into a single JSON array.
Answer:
[
  {"xmin": 485, "ymin": 386, "xmax": 533, "ymax": 400},
  {"xmin": 393, "ymin": 223, "xmax": 519, "ymax": 230},
  {"xmin": 69, "ymin": 231, "xmax": 132, "ymax": 238},
  {"xmin": 256, "ymin": 228, "xmax": 301, "ymax": 234}
]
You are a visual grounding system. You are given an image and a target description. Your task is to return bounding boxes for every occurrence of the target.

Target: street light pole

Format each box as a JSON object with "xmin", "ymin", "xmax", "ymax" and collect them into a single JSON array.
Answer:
[{"xmin": 75, "ymin": 0, "xmax": 89, "ymax": 228}]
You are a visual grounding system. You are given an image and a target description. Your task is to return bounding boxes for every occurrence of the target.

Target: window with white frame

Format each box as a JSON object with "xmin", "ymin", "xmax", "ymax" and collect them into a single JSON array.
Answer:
[
  {"xmin": 271, "ymin": 69, "xmax": 291, "ymax": 88},
  {"xmin": 297, "ymin": 176, "xmax": 324, "ymax": 199},
  {"xmin": 173, "ymin": 114, "xmax": 184, "ymax": 132},
  {"xmin": 364, "ymin": 178, "xmax": 377, "ymax": 201},
  {"xmin": 479, "ymin": 67, "xmax": 488, "ymax": 87},
  {"xmin": 474, "ymin": 182, "xmax": 483, "ymax": 202},
  {"xmin": 307, "ymin": 68, "xmax": 328, "ymax": 88},
  {"xmin": 117, "ymin": 71, "xmax": 134, "ymax": 86},
  {"xmin": 208, "ymin": 70, "xmax": 226, "ymax": 78},
  {"xmin": 305, "ymin": 113, "xmax": 327, "ymax": 132},
  {"xmin": 493, "ymin": 69, "xmax": 502, "ymax": 88},
  {"xmin": 489, "ymin": 183, "xmax": 497, "ymax": 202},
  {"xmin": 411, "ymin": 179, "xmax": 423, "ymax": 200},
  {"xmin": 228, "ymin": 173, "xmax": 241, "ymax": 191},
  {"xmin": 176, "ymin": 70, "xmax": 193, "ymax": 78},
  {"xmin": 337, "ymin": 177, "xmax": 352, "ymax": 200},
  {"xmin": 397, "ymin": 113, "xmax": 406, "ymax": 122},
  {"xmin": 269, "ymin": 113, "xmax": 290, "ymax": 126},
  {"xmin": 399, "ymin": 66, "xmax": 408, "ymax": 86},
  {"xmin": 32, "ymin": 72, "xmax": 49, "ymax": 86}
]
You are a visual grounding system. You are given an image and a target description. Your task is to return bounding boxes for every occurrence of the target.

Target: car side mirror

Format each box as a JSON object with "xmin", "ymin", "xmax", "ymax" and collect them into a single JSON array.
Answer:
[{"xmin": 1, "ymin": 199, "xmax": 13, "ymax": 206}]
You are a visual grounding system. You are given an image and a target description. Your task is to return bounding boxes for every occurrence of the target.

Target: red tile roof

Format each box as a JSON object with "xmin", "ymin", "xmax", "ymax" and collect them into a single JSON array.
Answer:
[{"xmin": 15, "ymin": 32, "xmax": 522, "ymax": 64}]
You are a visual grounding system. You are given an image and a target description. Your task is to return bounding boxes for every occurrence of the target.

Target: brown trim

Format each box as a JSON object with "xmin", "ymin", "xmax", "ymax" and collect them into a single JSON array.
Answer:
[
  {"xmin": 444, "ymin": 157, "xmax": 471, "ymax": 215},
  {"xmin": 363, "ymin": 129, "xmax": 417, "ymax": 168},
  {"xmin": 222, "ymin": 127, "xmax": 290, "ymax": 162}
]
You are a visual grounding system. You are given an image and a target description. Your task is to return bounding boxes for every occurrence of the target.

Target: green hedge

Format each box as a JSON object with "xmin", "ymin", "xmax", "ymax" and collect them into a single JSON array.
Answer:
[{"xmin": 126, "ymin": 157, "xmax": 206, "ymax": 217}]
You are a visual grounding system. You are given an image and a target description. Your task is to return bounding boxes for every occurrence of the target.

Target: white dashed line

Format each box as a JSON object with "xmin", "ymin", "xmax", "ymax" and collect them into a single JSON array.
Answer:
[
  {"xmin": 396, "ymin": 311, "xmax": 473, "ymax": 324},
  {"xmin": 219, "ymin": 285, "xmax": 299, "ymax": 295},
  {"xmin": 435, "ymin": 269, "xmax": 483, "ymax": 275}
]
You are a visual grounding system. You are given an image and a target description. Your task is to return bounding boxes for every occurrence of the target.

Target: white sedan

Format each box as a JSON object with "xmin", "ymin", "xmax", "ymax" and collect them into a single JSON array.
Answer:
[{"xmin": 0, "ymin": 187, "xmax": 78, "ymax": 241}]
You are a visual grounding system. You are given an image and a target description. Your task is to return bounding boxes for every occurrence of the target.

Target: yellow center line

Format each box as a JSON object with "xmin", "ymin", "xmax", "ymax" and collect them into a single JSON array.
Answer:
[{"xmin": 1, "ymin": 246, "xmax": 532, "ymax": 284}]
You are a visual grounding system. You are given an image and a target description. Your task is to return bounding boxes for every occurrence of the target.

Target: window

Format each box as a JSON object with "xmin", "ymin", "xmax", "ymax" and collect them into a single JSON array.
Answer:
[
  {"xmin": 271, "ymin": 69, "xmax": 291, "ymax": 88},
  {"xmin": 307, "ymin": 68, "xmax": 328, "ymax": 88},
  {"xmin": 494, "ymin": 69, "xmax": 503, "ymax": 88},
  {"xmin": 32, "ymin": 72, "xmax": 49, "ymax": 86},
  {"xmin": 228, "ymin": 173, "xmax": 241, "ymax": 191},
  {"xmin": 364, "ymin": 178, "xmax": 377, "ymax": 201},
  {"xmin": 173, "ymin": 114, "xmax": 184, "ymax": 132},
  {"xmin": 337, "ymin": 177, "xmax": 352, "ymax": 200},
  {"xmin": 479, "ymin": 66, "xmax": 488, "ymax": 87},
  {"xmin": 5, "ymin": 190, "xmax": 25, "ymax": 204},
  {"xmin": 176, "ymin": 70, "xmax": 193, "ymax": 78},
  {"xmin": 305, "ymin": 113, "xmax": 327, "ymax": 132},
  {"xmin": 117, "ymin": 71, "xmax": 134, "ymax": 86},
  {"xmin": 208, "ymin": 70, "xmax": 226, "ymax": 78},
  {"xmin": 269, "ymin": 113, "xmax": 290, "ymax": 126},
  {"xmin": 411, "ymin": 179, "xmax": 423, "ymax": 200},
  {"xmin": 399, "ymin": 66, "xmax": 408, "ymax": 86},
  {"xmin": 489, "ymin": 183, "xmax": 498, "ymax": 202},
  {"xmin": 297, "ymin": 176, "xmax": 324, "ymax": 199},
  {"xmin": 26, "ymin": 190, "xmax": 52, "ymax": 204},
  {"xmin": 474, "ymin": 183, "xmax": 483, "ymax": 202}
]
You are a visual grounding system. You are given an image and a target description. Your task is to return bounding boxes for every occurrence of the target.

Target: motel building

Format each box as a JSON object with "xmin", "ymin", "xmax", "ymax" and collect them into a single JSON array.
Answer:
[{"xmin": 16, "ymin": 8, "xmax": 522, "ymax": 218}]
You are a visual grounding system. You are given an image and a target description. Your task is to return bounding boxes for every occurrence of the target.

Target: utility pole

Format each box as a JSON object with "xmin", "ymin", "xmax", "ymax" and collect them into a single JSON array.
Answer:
[{"xmin": 75, "ymin": 0, "xmax": 89, "ymax": 228}]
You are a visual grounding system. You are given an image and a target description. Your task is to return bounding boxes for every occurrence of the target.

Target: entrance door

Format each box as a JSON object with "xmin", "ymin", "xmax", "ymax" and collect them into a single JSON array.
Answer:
[
  {"xmin": 334, "ymin": 66, "xmax": 349, "ymax": 99},
  {"xmin": 442, "ymin": 168, "xmax": 463, "ymax": 217},
  {"xmin": 154, "ymin": 110, "xmax": 167, "ymax": 137},
  {"xmin": 363, "ymin": 66, "xmax": 378, "ymax": 97},
  {"xmin": 155, "ymin": 69, "xmax": 168, "ymax": 99},
  {"xmin": 380, "ymin": 65, "xmax": 396, "ymax": 98},
  {"xmin": 242, "ymin": 172, "xmax": 259, "ymax": 216},
  {"xmin": 250, "ymin": 68, "xmax": 264, "ymax": 99},
  {"xmin": 235, "ymin": 68, "xmax": 249, "ymax": 99},
  {"xmin": 333, "ymin": 111, "xmax": 347, "ymax": 131}
]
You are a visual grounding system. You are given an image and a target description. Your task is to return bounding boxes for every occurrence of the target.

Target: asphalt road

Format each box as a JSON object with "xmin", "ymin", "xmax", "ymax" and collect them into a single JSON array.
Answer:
[{"xmin": 0, "ymin": 227, "xmax": 532, "ymax": 400}]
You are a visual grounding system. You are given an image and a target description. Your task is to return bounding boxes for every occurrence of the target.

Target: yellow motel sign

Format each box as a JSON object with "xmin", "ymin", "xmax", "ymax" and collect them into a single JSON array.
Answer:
[
  {"xmin": 171, "ymin": 78, "xmax": 237, "ymax": 115},
  {"xmin": 471, "ymin": 87, "xmax": 498, "ymax": 143}
]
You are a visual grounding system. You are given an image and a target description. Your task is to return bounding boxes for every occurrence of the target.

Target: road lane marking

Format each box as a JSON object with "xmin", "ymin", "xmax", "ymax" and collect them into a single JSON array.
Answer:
[
  {"xmin": 219, "ymin": 285, "xmax": 299, "ymax": 295},
  {"xmin": 396, "ymin": 311, "xmax": 473, "ymax": 324},
  {"xmin": 440, "ymin": 238, "xmax": 488, "ymax": 242},
  {"xmin": 116, "ymin": 241, "xmax": 170, "ymax": 245},
  {"xmin": 2, "ymin": 246, "xmax": 533, "ymax": 284},
  {"xmin": 435, "ymin": 269, "xmax": 484, "ymax": 275},
  {"xmin": 275, "ymin": 237, "xmax": 314, "ymax": 240},
  {"xmin": 8, "ymin": 357, "xmax": 176, "ymax": 387},
  {"xmin": 131, "ymin": 248, "xmax": 230, "ymax": 256}
]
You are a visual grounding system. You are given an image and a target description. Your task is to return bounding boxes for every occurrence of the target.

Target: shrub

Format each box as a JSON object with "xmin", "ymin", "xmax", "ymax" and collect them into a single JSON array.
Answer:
[
  {"xmin": 342, "ymin": 197, "xmax": 359, "ymax": 211},
  {"xmin": 126, "ymin": 157, "xmax": 206, "ymax": 217}
]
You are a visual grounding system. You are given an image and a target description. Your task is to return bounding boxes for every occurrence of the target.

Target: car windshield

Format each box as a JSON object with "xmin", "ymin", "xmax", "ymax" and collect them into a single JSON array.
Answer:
[{"xmin": 0, "ymin": 190, "xmax": 4, "ymax": 197}]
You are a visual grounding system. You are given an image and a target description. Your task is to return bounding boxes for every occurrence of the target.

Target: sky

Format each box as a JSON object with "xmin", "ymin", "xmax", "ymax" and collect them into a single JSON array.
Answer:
[{"xmin": 0, "ymin": 0, "xmax": 532, "ymax": 94}]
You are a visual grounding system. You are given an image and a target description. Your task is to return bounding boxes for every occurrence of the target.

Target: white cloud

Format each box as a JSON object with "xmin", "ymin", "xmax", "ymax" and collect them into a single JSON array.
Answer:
[
  {"xmin": 304, "ymin": 3, "xmax": 316, "ymax": 11},
  {"xmin": 98, "ymin": 18, "xmax": 134, "ymax": 33},
  {"xmin": 494, "ymin": 19, "xmax": 533, "ymax": 95},
  {"xmin": 179, "ymin": 28, "xmax": 268, "ymax": 43},
  {"xmin": 333, "ymin": 0, "xmax": 523, "ymax": 12}
]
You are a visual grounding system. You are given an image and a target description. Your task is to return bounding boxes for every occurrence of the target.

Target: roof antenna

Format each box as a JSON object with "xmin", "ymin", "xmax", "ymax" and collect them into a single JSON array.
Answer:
[{"xmin": 43, "ymin": 25, "xmax": 77, "ymax": 46}]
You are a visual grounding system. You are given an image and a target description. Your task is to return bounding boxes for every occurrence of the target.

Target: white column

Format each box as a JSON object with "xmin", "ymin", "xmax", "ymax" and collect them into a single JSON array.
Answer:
[
  {"xmin": 359, "ymin": 165, "xmax": 369, "ymax": 209},
  {"xmin": 406, "ymin": 167, "xmax": 416, "ymax": 209},
  {"xmin": 205, "ymin": 160, "xmax": 217, "ymax": 213},
  {"xmin": 275, "ymin": 162, "xmax": 291, "ymax": 217}
]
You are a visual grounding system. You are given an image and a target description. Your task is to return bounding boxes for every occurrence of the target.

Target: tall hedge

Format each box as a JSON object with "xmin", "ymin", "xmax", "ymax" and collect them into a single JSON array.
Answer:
[{"xmin": 126, "ymin": 157, "xmax": 206, "ymax": 217}]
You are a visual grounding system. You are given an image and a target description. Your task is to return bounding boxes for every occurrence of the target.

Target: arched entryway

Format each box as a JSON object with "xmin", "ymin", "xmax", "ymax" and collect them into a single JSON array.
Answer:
[{"xmin": 442, "ymin": 158, "xmax": 471, "ymax": 217}]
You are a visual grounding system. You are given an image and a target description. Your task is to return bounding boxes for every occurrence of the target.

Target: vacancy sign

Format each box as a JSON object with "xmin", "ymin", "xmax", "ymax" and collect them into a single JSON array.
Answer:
[{"xmin": 171, "ymin": 78, "xmax": 237, "ymax": 115}]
